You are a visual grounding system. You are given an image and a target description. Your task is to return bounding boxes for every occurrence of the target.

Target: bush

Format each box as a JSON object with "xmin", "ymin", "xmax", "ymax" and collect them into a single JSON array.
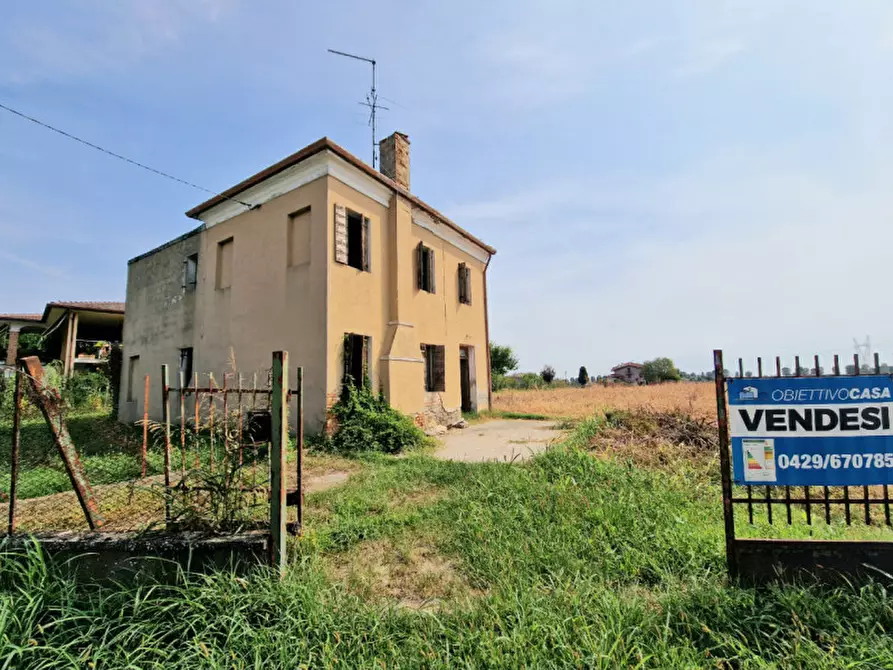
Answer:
[{"xmin": 325, "ymin": 383, "xmax": 426, "ymax": 454}]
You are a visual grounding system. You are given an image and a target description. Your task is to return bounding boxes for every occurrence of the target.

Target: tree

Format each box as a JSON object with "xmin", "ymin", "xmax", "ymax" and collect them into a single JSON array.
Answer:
[
  {"xmin": 577, "ymin": 366, "xmax": 590, "ymax": 386},
  {"xmin": 781, "ymin": 367, "xmax": 792, "ymax": 377},
  {"xmin": 489, "ymin": 343, "xmax": 518, "ymax": 378},
  {"xmin": 641, "ymin": 357, "xmax": 681, "ymax": 384},
  {"xmin": 540, "ymin": 365, "xmax": 556, "ymax": 384}
]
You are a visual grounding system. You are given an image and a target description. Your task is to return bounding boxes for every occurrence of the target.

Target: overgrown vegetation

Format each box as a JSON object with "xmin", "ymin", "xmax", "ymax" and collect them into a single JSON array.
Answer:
[
  {"xmin": 319, "ymin": 383, "xmax": 426, "ymax": 455},
  {"xmin": 3, "ymin": 422, "xmax": 893, "ymax": 666}
]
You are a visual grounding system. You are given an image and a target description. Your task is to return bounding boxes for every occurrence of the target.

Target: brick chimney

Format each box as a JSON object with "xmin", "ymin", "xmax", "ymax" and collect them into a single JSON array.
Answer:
[{"xmin": 379, "ymin": 131, "xmax": 410, "ymax": 191}]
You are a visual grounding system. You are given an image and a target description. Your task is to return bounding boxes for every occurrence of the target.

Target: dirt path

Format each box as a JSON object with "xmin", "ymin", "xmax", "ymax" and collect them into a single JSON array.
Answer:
[{"xmin": 434, "ymin": 419, "xmax": 563, "ymax": 463}]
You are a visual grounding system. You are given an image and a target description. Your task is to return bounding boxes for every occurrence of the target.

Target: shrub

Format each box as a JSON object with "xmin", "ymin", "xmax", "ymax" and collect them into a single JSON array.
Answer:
[
  {"xmin": 326, "ymin": 383, "xmax": 426, "ymax": 454},
  {"xmin": 540, "ymin": 365, "xmax": 556, "ymax": 384}
]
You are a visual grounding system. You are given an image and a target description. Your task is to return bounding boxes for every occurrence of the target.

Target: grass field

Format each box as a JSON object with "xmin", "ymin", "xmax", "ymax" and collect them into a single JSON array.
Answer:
[
  {"xmin": 2, "ymin": 414, "xmax": 893, "ymax": 667},
  {"xmin": 494, "ymin": 381, "xmax": 716, "ymax": 420}
]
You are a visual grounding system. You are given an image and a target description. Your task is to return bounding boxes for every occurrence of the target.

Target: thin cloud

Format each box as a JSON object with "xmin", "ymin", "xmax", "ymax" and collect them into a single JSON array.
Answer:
[{"xmin": 0, "ymin": 251, "xmax": 65, "ymax": 278}]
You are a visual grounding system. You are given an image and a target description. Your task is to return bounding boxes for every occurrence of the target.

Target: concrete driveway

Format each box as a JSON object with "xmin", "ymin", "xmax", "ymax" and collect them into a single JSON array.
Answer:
[{"xmin": 433, "ymin": 419, "xmax": 563, "ymax": 463}]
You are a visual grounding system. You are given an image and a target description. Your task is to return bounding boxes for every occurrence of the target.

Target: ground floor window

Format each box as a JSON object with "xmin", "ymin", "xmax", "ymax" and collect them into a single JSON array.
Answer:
[
  {"xmin": 421, "ymin": 344, "xmax": 445, "ymax": 392},
  {"xmin": 343, "ymin": 333, "xmax": 370, "ymax": 388}
]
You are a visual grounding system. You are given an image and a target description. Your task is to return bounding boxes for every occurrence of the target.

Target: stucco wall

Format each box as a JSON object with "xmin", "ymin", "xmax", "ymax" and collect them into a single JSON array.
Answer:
[
  {"xmin": 324, "ymin": 177, "xmax": 490, "ymax": 419},
  {"xmin": 193, "ymin": 177, "xmax": 329, "ymax": 431},
  {"xmin": 119, "ymin": 230, "xmax": 201, "ymax": 423}
]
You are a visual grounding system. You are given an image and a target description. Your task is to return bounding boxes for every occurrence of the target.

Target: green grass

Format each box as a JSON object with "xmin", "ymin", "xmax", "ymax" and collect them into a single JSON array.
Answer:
[{"xmin": 2, "ymin": 422, "xmax": 893, "ymax": 667}]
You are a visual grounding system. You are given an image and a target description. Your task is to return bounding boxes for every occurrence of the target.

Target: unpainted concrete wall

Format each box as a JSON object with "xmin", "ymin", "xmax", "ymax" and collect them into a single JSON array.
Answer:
[{"xmin": 119, "ymin": 230, "xmax": 201, "ymax": 423}]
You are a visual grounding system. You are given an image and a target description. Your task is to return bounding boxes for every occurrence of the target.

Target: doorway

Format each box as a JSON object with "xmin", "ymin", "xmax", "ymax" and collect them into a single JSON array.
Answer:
[{"xmin": 459, "ymin": 346, "xmax": 475, "ymax": 413}]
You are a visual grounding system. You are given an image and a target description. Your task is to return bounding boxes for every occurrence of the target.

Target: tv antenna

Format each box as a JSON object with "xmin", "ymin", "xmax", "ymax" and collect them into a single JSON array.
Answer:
[
  {"xmin": 328, "ymin": 48, "xmax": 388, "ymax": 168},
  {"xmin": 854, "ymin": 336, "xmax": 872, "ymax": 366}
]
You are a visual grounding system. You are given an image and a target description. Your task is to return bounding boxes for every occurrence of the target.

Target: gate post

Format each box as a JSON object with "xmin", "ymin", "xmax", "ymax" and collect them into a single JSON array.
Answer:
[
  {"xmin": 270, "ymin": 351, "xmax": 288, "ymax": 576},
  {"xmin": 714, "ymin": 349, "xmax": 737, "ymax": 578}
]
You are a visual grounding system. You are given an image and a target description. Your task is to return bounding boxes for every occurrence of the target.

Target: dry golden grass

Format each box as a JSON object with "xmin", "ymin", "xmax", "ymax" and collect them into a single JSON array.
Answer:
[{"xmin": 493, "ymin": 382, "xmax": 716, "ymax": 421}]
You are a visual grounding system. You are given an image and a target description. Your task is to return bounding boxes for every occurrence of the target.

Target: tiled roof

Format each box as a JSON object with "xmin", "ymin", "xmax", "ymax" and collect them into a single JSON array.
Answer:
[
  {"xmin": 0, "ymin": 313, "xmax": 43, "ymax": 322},
  {"xmin": 46, "ymin": 301, "xmax": 125, "ymax": 314},
  {"xmin": 611, "ymin": 362, "xmax": 643, "ymax": 371}
]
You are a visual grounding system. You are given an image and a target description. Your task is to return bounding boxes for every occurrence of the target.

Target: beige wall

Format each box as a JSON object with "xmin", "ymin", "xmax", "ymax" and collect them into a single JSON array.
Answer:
[
  {"xmin": 325, "ymin": 176, "xmax": 490, "ymax": 418},
  {"xmin": 193, "ymin": 176, "xmax": 330, "ymax": 429}
]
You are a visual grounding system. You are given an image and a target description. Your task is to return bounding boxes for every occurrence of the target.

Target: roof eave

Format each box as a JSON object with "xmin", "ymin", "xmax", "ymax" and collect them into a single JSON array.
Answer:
[{"xmin": 185, "ymin": 138, "xmax": 496, "ymax": 257}]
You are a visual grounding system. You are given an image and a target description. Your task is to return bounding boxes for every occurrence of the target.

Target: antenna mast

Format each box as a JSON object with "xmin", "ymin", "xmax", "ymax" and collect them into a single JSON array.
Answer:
[{"xmin": 328, "ymin": 48, "xmax": 388, "ymax": 168}]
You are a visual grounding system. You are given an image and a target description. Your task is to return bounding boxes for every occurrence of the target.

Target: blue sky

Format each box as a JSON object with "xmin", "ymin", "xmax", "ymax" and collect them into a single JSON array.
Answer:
[{"xmin": 2, "ymin": 1, "xmax": 893, "ymax": 376}]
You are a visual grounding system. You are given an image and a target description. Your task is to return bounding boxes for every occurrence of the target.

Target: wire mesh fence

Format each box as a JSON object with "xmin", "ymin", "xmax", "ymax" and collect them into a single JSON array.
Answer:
[{"xmin": 1, "ymin": 355, "xmax": 302, "ymax": 543}]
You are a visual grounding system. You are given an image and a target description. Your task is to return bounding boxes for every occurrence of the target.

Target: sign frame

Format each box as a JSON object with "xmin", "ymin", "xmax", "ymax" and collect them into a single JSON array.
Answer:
[{"xmin": 714, "ymin": 350, "xmax": 893, "ymax": 583}]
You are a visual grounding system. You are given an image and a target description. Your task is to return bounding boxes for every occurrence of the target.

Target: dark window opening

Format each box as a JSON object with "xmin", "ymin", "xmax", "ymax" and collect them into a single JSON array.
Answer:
[
  {"xmin": 179, "ymin": 347, "xmax": 193, "ymax": 386},
  {"xmin": 342, "ymin": 333, "xmax": 370, "ymax": 388},
  {"xmin": 183, "ymin": 254, "xmax": 198, "ymax": 292},
  {"xmin": 127, "ymin": 355, "xmax": 139, "ymax": 402},
  {"xmin": 421, "ymin": 344, "xmax": 445, "ymax": 392},
  {"xmin": 417, "ymin": 243, "xmax": 435, "ymax": 293},
  {"xmin": 347, "ymin": 211, "xmax": 364, "ymax": 270}
]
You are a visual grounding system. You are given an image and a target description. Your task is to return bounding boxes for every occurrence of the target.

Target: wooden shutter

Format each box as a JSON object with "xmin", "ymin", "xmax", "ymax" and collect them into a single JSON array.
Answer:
[
  {"xmin": 458, "ymin": 263, "xmax": 467, "ymax": 303},
  {"xmin": 362, "ymin": 217, "xmax": 371, "ymax": 272},
  {"xmin": 362, "ymin": 335, "xmax": 370, "ymax": 384},
  {"xmin": 416, "ymin": 242, "xmax": 424, "ymax": 289},
  {"xmin": 433, "ymin": 345, "xmax": 446, "ymax": 392},
  {"xmin": 427, "ymin": 247, "xmax": 436, "ymax": 294},
  {"xmin": 465, "ymin": 265, "xmax": 472, "ymax": 305},
  {"xmin": 334, "ymin": 204, "xmax": 348, "ymax": 264},
  {"xmin": 181, "ymin": 259, "xmax": 188, "ymax": 290}
]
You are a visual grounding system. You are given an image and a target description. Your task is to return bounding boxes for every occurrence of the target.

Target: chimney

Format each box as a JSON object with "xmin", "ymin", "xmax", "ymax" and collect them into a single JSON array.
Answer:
[{"xmin": 379, "ymin": 131, "xmax": 410, "ymax": 191}]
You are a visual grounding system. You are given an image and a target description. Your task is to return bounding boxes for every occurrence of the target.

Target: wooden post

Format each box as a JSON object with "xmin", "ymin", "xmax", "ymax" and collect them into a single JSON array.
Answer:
[
  {"xmin": 7, "ymin": 366, "xmax": 23, "ymax": 534},
  {"xmin": 161, "ymin": 365, "xmax": 172, "ymax": 527},
  {"xmin": 713, "ymin": 350, "xmax": 737, "ymax": 579},
  {"xmin": 20, "ymin": 356, "xmax": 104, "ymax": 529},
  {"xmin": 270, "ymin": 351, "xmax": 288, "ymax": 575},
  {"xmin": 141, "ymin": 374, "xmax": 149, "ymax": 477},
  {"xmin": 296, "ymin": 366, "xmax": 304, "ymax": 534}
]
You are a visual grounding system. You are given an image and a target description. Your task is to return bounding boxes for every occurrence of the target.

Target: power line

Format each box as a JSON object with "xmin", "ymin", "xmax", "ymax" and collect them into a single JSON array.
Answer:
[{"xmin": 0, "ymin": 102, "xmax": 254, "ymax": 209}]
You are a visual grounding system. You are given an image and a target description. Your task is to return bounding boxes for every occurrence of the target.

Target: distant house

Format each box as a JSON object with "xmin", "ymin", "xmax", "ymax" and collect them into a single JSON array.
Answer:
[
  {"xmin": 610, "ymin": 362, "xmax": 644, "ymax": 384},
  {"xmin": 1, "ymin": 301, "xmax": 125, "ymax": 376}
]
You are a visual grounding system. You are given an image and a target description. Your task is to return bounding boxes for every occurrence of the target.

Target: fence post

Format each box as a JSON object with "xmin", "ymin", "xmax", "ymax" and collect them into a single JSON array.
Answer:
[
  {"xmin": 7, "ymin": 366, "xmax": 23, "ymax": 535},
  {"xmin": 713, "ymin": 349, "xmax": 737, "ymax": 579},
  {"xmin": 270, "ymin": 351, "xmax": 288, "ymax": 575},
  {"xmin": 161, "ymin": 365, "xmax": 172, "ymax": 527},
  {"xmin": 296, "ymin": 366, "xmax": 303, "ymax": 535},
  {"xmin": 142, "ymin": 374, "xmax": 149, "ymax": 478}
]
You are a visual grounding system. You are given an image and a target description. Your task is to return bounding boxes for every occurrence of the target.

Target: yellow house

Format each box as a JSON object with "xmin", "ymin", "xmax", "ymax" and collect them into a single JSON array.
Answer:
[{"xmin": 119, "ymin": 132, "xmax": 496, "ymax": 431}]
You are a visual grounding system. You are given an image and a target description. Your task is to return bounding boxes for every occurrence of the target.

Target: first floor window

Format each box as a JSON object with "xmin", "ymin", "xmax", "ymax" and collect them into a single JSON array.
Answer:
[
  {"xmin": 421, "ymin": 344, "xmax": 445, "ymax": 392},
  {"xmin": 182, "ymin": 253, "xmax": 198, "ymax": 292},
  {"xmin": 178, "ymin": 347, "xmax": 193, "ymax": 385},
  {"xmin": 334, "ymin": 204, "xmax": 370, "ymax": 271},
  {"xmin": 127, "ymin": 355, "xmax": 140, "ymax": 402},
  {"xmin": 458, "ymin": 262, "xmax": 472, "ymax": 304},
  {"xmin": 417, "ymin": 242, "xmax": 436, "ymax": 293}
]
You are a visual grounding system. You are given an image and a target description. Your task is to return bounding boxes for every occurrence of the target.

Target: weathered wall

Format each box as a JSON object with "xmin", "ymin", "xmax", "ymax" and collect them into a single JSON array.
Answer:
[
  {"xmin": 193, "ymin": 177, "xmax": 329, "ymax": 431},
  {"xmin": 119, "ymin": 230, "xmax": 201, "ymax": 422},
  {"xmin": 325, "ymin": 178, "xmax": 490, "ymax": 422}
]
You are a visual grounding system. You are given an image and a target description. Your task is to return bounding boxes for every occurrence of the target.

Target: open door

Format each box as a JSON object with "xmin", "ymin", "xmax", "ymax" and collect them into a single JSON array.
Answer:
[{"xmin": 460, "ymin": 346, "xmax": 473, "ymax": 413}]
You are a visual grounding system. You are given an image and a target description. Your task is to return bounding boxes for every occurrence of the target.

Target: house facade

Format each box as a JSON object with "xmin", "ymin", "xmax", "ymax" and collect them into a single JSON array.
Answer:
[
  {"xmin": 610, "ymin": 362, "xmax": 644, "ymax": 384},
  {"xmin": 119, "ymin": 132, "xmax": 495, "ymax": 431}
]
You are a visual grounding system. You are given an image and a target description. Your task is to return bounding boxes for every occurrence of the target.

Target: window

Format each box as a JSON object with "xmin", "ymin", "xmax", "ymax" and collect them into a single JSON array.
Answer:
[
  {"xmin": 342, "ymin": 333, "xmax": 371, "ymax": 388},
  {"xmin": 178, "ymin": 348, "xmax": 193, "ymax": 386},
  {"xmin": 458, "ymin": 263, "xmax": 472, "ymax": 304},
  {"xmin": 417, "ymin": 243, "xmax": 435, "ymax": 293},
  {"xmin": 333, "ymin": 204, "xmax": 370, "ymax": 271},
  {"xmin": 421, "ymin": 344, "xmax": 445, "ymax": 392},
  {"xmin": 182, "ymin": 254, "xmax": 198, "ymax": 292},
  {"xmin": 288, "ymin": 208, "xmax": 311, "ymax": 267},
  {"xmin": 216, "ymin": 238, "xmax": 234, "ymax": 289},
  {"xmin": 127, "ymin": 355, "xmax": 140, "ymax": 402}
]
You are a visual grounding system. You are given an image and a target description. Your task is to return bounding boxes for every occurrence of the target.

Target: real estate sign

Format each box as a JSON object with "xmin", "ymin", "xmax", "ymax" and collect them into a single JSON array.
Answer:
[{"xmin": 728, "ymin": 376, "xmax": 893, "ymax": 486}]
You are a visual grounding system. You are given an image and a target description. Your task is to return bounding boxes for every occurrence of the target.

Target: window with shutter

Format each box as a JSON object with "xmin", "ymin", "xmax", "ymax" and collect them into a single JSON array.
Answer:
[
  {"xmin": 427, "ymin": 247, "xmax": 436, "ymax": 294},
  {"xmin": 458, "ymin": 263, "xmax": 472, "ymax": 304},
  {"xmin": 334, "ymin": 204, "xmax": 348, "ymax": 264}
]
